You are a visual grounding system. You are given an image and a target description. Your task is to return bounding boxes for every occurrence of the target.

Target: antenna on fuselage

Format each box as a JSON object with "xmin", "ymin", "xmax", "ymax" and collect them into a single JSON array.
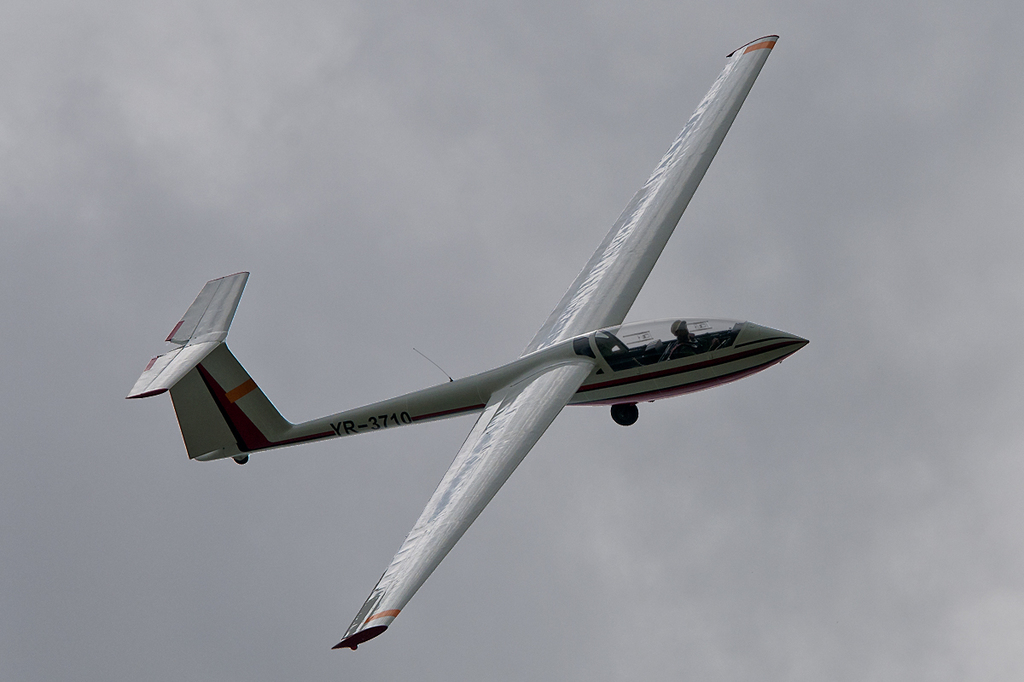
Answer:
[{"xmin": 413, "ymin": 347, "xmax": 454, "ymax": 382}]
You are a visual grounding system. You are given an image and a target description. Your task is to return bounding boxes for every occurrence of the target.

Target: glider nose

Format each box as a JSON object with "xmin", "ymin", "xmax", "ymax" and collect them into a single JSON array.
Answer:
[
  {"xmin": 785, "ymin": 332, "xmax": 810, "ymax": 358},
  {"xmin": 737, "ymin": 322, "xmax": 808, "ymax": 357}
]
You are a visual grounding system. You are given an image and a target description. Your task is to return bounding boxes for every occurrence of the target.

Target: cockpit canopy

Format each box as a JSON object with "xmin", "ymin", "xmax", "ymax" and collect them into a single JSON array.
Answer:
[{"xmin": 574, "ymin": 318, "xmax": 743, "ymax": 372}]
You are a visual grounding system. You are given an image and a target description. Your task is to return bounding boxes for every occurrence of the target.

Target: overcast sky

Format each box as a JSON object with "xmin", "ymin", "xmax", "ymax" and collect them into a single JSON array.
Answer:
[{"xmin": 3, "ymin": 1, "xmax": 1024, "ymax": 680}]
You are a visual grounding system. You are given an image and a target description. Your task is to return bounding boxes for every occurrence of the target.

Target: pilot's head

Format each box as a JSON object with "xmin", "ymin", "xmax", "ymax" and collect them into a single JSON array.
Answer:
[{"xmin": 671, "ymin": 320, "xmax": 688, "ymax": 339}]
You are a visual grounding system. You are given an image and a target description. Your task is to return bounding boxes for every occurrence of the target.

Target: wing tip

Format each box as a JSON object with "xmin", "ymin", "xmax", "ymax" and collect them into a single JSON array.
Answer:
[
  {"xmin": 126, "ymin": 388, "xmax": 168, "ymax": 400},
  {"xmin": 726, "ymin": 34, "xmax": 779, "ymax": 58},
  {"xmin": 206, "ymin": 271, "xmax": 250, "ymax": 284},
  {"xmin": 165, "ymin": 320, "xmax": 185, "ymax": 342},
  {"xmin": 332, "ymin": 625, "xmax": 388, "ymax": 651}
]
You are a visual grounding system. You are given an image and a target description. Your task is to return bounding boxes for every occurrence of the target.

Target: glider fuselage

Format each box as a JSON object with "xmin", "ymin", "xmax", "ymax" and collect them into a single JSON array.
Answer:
[
  {"xmin": 244, "ymin": 317, "xmax": 806, "ymax": 463},
  {"xmin": 570, "ymin": 318, "xmax": 806, "ymax": 406}
]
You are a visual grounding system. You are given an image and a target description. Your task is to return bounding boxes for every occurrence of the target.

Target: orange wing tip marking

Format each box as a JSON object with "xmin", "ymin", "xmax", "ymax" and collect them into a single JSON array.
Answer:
[
  {"xmin": 225, "ymin": 378, "xmax": 258, "ymax": 403},
  {"xmin": 743, "ymin": 39, "xmax": 776, "ymax": 54},
  {"xmin": 365, "ymin": 609, "xmax": 401, "ymax": 624}
]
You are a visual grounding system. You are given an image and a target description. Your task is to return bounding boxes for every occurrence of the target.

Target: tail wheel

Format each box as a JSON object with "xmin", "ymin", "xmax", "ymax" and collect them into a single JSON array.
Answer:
[
  {"xmin": 610, "ymin": 403, "xmax": 638, "ymax": 426},
  {"xmin": 233, "ymin": 455, "xmax": 249, "ymax": 465}
]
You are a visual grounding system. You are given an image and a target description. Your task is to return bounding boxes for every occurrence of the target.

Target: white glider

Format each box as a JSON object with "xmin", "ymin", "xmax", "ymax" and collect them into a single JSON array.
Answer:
[{"xmin": 128, "ymin": 35, "xmax": 804, "ymax": 650}]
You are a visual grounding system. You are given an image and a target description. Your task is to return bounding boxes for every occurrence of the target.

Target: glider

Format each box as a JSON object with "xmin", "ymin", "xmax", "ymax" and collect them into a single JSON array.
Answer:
[{"xmin": 128, "ymin": 35, "xmax": 805, "ymax": 650}]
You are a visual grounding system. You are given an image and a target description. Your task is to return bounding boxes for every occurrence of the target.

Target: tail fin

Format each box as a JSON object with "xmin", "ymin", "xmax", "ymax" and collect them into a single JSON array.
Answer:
[
  {"xmin": 169, "ymin": 344, "xmax": 294, "ymax": 461},
  {"xmin": 128, "ymin": 273, "xmax": 300, "ymax": 462}
]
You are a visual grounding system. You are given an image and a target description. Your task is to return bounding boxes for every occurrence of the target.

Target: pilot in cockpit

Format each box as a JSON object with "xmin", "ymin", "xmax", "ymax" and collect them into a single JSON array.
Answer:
[{"xmin": 662, "ymin": 319, "xmax": 699, "ymax": 360}]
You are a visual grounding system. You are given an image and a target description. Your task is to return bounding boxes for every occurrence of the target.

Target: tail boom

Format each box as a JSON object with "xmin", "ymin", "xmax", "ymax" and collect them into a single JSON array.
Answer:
[{"xmin": 130, "ymin": 273, "xmax": 591, "ymax": 462}]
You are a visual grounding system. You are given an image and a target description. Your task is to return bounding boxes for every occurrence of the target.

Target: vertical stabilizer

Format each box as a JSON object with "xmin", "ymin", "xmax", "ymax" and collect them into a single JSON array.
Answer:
[
  {"xmin": 169, "ymin": 343, "xmax": 295, "ymax": 461},
  {"xmin": 129, "ymin": 273, "xmax": 322, "ymax": 462}
]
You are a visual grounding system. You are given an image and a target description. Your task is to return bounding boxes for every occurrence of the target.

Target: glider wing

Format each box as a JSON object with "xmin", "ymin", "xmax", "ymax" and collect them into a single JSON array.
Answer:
[
  {"xmin": 334, "ymin": 359, "xmax": 594, "ymax": 649},
  {"xmin": 335, "ymin": 34, "xmax": 777, "ymax": 650},
  {"xmin": 523, "ymin": 36, "xmax": 777, "ymax": 355}
]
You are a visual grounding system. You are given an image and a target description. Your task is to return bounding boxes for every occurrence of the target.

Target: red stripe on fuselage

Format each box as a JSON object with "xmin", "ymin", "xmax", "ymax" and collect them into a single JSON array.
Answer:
[
  {"xmin": 575, "ymin": 353, "xmax": 790, "ymax": 405},
  {"xmin": 574, "ymin": 339, "xmax": 803, "ymax": 401},
  {"xmin": 411, "ymin": 403, "xmax": 487, "ymax": 422}
]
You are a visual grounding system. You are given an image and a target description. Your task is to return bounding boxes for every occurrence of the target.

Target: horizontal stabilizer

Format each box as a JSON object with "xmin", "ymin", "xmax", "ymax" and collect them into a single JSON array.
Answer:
[
  {"xmin": 165, "ymin": 272, "xmax": 249, "ymax": 345},
  {"xmin": 127, "ymin": 272, "xmax": 249, "ymax": 399}
]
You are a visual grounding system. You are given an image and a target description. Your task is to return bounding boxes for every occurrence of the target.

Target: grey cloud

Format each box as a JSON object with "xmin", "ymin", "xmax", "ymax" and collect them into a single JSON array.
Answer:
[{"xmin": 3, "ymin": 0, "xmax": 1024, "ymax": 680}]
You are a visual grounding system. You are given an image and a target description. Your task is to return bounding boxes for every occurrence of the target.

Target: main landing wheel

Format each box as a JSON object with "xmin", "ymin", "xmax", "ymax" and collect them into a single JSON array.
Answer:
[{"xmin": 610, "ymin": 403, "xmax": 638, "ymax": 426}]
